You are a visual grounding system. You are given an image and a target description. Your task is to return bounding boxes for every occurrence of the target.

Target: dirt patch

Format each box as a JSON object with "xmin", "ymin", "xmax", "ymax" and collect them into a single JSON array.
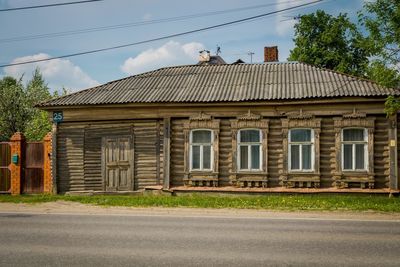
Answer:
[{"xmin": 0, "ymin": 201, "xmax": 400, "ymax": 221}]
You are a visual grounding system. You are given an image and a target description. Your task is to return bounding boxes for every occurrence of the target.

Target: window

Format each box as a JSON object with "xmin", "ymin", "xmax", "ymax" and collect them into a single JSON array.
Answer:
[
  {"xmin": 342, "ymin": 128, "xmax": 367, "ymax": 171},
  {"xmin": 289, "ymin": 129, "xmax": 314, "ymax": 171},
  {"xmin": 190, "ymin": 130, "xmax": 213, "ymax": 171},
  {"xmin": 238, "ymin": 129, "xmax": 262, "ymax": 171}
]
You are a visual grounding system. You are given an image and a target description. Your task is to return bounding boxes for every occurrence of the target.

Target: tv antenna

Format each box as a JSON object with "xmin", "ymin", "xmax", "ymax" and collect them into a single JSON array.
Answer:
[
  {"xmin": 247, "ymin": 52, "xmax": 254, "ymax": 63},
  {"xmin": 216, "ymin": 45, "xmax": 221, "ymax": 55}
]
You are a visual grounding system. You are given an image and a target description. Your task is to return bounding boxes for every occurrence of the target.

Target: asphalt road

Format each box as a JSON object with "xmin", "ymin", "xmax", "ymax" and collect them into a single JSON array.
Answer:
[{"xmin": 0, "ymin": 211, "xmax": 399, "ymax": 267}]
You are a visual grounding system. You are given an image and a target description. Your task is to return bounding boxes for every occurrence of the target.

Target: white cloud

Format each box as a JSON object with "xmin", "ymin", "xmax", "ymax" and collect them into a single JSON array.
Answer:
[
  {"xmin": 121, "ymin": 41, "xmax": 205, "ymax": 75},
  {"xmin": 3, "ymin": 53, "xmax": 99, "ymax": 92}
]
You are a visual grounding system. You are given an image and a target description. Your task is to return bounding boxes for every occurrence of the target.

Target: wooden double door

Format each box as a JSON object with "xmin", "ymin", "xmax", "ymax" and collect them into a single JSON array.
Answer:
[{"xmin": 103, "ymin": 136, "xmax": 133, "ymax": 191}]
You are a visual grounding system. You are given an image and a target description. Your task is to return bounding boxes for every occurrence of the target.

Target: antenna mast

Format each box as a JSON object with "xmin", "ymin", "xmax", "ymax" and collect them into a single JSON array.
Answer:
[{"xmin": 247, "ymin": 52, "xmax": 254, "ymax": 63}]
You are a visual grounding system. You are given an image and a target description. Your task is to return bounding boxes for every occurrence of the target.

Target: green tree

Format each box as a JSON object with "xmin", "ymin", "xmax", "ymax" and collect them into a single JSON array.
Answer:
[
  {"xmin": 0, "ymin": 68, "xmax": 62, "ymax": 141},
  {"xmin": 0, "ymin": 77, "xmax": 30, "ymax": 141},
  {"xmin": 366, "ymin": 60, "xmax": 400, "ymax": 88},
  {"xmin": 361, "ymin": 0, "xmax": 400, "ymax": 68},
  {"xmin": 288, "ymin": 10, "xmax": 370, "ymax": 76},
  {"xmin": 24, "ymin": 69, "xmax": 53, "ymax": 141},
  {"xmin": 360, "ymin": 0, "xmax": 400, "ymax": 114}
]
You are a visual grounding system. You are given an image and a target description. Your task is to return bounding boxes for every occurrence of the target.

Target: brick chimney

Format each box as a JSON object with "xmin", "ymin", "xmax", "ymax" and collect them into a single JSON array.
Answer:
[{"xmin": 264, "ymin": 46, "xmax": 279, "ymax": 62}]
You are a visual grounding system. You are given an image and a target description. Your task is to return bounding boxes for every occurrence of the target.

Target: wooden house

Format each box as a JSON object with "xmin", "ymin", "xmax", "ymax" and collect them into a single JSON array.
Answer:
[{"xmin": 39, "ymin": 49, "xmax": 400, "ymax": 194}]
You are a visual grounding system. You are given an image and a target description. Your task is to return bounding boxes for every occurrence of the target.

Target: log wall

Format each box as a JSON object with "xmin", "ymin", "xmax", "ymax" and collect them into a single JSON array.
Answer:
[
  {"xmin": 57, "ymin": 120, "xmax": 163, "ymax": 193},
  {"xmin": 169, "ymin": 115, "xmax": 391, "ymax": 189},
  {"xmin": 56, "ymin": 111, "xmax": 393, "ymax": 192}
]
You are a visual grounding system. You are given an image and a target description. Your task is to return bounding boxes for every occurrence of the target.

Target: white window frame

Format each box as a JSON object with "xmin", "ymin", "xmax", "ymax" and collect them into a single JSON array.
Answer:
[
  {"xmin": 189, "ymin": 129, "xmax": 213, "ymax": 171},
  {"xmin": 341, "ymin": 128, "xmax": 368, "ymax": 172},
  {"xmin": 237, "ymin": 129, "xmax": 263, "ymax": 171},
  {"xmin": 288, "ymin": 128, "xmax": 315, "ymax": 172}
]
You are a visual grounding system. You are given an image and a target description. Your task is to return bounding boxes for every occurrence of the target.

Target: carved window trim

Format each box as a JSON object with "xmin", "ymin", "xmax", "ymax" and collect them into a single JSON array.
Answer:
[
  {"xmin": 189, "ymin": 129, "xmax": 214, "ymax": 172},
  {"xmin": 230, "ymin": 111, "xmax": 269, "ymax": 187},
  {"xmin": 280, "ymin": 116, "xmax": 321, "ymax": 188},
  {"xmin": 288, "ymin": 128, "xmax": 315, "ymax": 172},
  {"xmin": 341, "ymin": 128, "xmax": 369, "ymax": 172},
  {"xmin": 237, "ymin": 129, "xmax": 263, "ymax": 172},
  {"xmin": 333, "ymin": 116, "xmax": 375, "ymax": 188},
  {"xmin": 183, "ymin": 113, "xmax": 220, "ymax": 186}
]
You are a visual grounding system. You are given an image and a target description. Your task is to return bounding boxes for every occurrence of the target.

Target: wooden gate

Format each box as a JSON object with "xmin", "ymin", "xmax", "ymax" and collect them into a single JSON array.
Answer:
[
  {"xmin": 23, "ymin": 142, "xmax": 44, "ymax": 193},
  {"xmin": 0, "ymin": 142, "xmax": 11, "ymax": 193}
]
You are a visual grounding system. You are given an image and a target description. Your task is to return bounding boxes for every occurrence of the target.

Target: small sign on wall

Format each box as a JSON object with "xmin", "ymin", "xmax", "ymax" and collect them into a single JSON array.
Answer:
[
  {"xmin": 53, "ymin": 111, "xmax": 63, "ymax": 123},
  {"xmin": 390, "ymin": 139, "xmax": 396, "ymax": 147}
]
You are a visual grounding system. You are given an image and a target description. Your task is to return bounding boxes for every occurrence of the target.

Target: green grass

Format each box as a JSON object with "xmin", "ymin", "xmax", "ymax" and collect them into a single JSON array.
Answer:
[{"xmin": 0, "ymin": 194, "xmax": 399, "ymax": 212}]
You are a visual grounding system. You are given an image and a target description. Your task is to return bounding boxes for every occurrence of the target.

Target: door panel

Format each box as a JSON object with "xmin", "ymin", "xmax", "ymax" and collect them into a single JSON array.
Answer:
[
  {"xmin": 23, "ymin": 142, "xmax": 44, "ymax": 193},
  {"xmin": 119, "ymin": 169, "xmax": 128, "ymax": 187},
  {"xmin": 104, "ymin": 137, "xmax": 133, "ymax": 191},
  {"xmin": 107, "ymin": 168, "xmax": 117, "ymax": 190}
]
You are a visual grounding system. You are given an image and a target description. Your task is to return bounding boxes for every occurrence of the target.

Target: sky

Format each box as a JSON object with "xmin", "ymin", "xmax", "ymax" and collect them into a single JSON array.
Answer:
[{"xmin": 0, "ymin": 0, "xmax": 365, "ymax": 93}]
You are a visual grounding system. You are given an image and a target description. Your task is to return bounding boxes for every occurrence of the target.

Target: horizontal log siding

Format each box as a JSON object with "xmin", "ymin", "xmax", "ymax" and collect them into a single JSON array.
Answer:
[
  {"xmin": 83, "ymin": 125, "xmax": 132, "ymax": 191},
  {"xmin": 58, "ymin": 120, "xmax": 162, "ymax": 192},
  {"xmin": 57, "ymin": 115, "xmax": 390, "ymax": 191},
  {"xmin": 320, "ymin": 118, "xmax": 335, "ymax": 188},
  {"xmin": 133, "ymin": 121, "xmax": 160, "ymax": 190},
  {"xmin": 218, "ymin": 119, "xmax": 232, "ymax": 186},
  {"xmin": 398, "ymin": 115, "xmax": 400, "ymax": 188},
  {"xmin": 158, "ymin": 120, "xmax": 164, "ymax": 187},
  {"xmin": 57, "ymin": 125, "xmax": 85, "ymax": 193},
  {"xmin": 268, "ymin": 118, "xmax": 283, "ymax": 187},
  {"xmin": 374, "ymin": 116, "xmax": 389, "ymax": 189},
  {"xmin": 171, "ymin": 119, "xmax": 185, "ymax": 186}
]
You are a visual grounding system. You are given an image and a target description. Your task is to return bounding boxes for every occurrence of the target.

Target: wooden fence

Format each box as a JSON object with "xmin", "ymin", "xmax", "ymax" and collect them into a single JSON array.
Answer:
[
  {"xmin": 0, "ymin": 132, "xmax": 52, "ymax": 195},
  {"xmin": 0, "ymin": 142, "xmax": 11, "ymax": 192}
]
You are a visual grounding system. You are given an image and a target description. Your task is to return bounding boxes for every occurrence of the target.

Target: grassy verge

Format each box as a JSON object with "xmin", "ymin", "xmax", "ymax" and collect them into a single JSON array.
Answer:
[{"xmin": 0, "ymin": 194, "xmax": 399, "ymax": 212}]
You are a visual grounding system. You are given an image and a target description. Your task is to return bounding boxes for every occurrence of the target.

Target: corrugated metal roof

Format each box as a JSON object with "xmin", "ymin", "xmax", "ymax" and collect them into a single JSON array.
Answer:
[{"xmin": 39, "ymin": 62, "xmax": 399, "ymax": 107}]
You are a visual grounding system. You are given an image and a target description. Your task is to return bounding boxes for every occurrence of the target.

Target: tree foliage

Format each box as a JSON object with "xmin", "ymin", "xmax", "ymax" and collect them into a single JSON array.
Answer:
[
  {"xmin": 24, "ymin": 69, "xmax": 53, "ymax": 141},
  {"xmin": 361, "ymin": 0, "xmax": 400, "ymax": 68},
  {"xmin": 289, "ymin": 3, "xmax": 400, "ymax": 116},
  {"xmin": 0, "ymin": 68, "xmax": 64, "ymax": 141},
  {"xmin": 0, "ymin": 77, "xmax": 30, "ymax": 141},
  {"xmin": 366, "ymin": 60, "xmax": 400, "ymax": 88},
  {"xmin": 359, "ymin": 0, "xmax": 400, "ymax": 114},
  {"xmin": 288, "ymin": 10, "xmax": 370, "ymax": 76}
]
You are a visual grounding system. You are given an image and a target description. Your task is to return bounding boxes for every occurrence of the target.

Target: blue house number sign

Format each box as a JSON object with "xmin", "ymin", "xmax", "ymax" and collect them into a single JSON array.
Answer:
[{"xmin": 53, "ymin": 111, "xmax": 63, "ymax": 123}]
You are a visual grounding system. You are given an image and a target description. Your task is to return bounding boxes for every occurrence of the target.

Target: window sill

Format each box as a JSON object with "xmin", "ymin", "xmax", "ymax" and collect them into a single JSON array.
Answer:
[
  {"xmin": 288, "ymin": 171, "xmax": 318, "ymax": 175},
  {"xmin": 280, "ymin": 173, "xmax": 321, "ymax": 188},
  {"xmin": 189, "ymin": 170, "xmax": 215, "ymax": 174},
  {"xmin": 230, "ymin": 172, "xmax": 268, "ymax": 188},
  {"xmin": 236, "ymin": 171, "xmax": 266, "ymax": 175},
  {"xmin": 333, "ymin": 172, "xmax": 375, "ymax": 189},
  {"xmin": 184, "ymin": 172, "xmax": 219, "ymax": 187},
  {"xmin": 342, "ymin": 171, "xmax": 369, "ymax": 175}
]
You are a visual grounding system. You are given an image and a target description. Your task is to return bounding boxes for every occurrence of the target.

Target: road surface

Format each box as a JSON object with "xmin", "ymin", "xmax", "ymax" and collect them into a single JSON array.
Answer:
[{"xmin": 0, "ymin": 209, "xmax": 399, "ymax": 266}]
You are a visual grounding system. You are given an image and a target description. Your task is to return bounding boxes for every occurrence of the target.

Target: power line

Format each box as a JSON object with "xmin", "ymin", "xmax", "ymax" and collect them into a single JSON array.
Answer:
[
  {"xmin": 0, "ymin": 0, "xmax": 306, "ymax": 44},
  {"xmin": 0, "ymin": 0, "xmax": 103, "ymax": 12},
  {"xmin": 0, "ymin": 0, "xmax": 322, "ymax": 68}
]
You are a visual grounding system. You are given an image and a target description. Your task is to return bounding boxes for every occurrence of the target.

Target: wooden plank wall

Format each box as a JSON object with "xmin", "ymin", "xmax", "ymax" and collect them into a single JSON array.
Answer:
[
  {"xmin": 374, "ymin": 116, "xmax": 390, "ymax": 188},
  {"xmin": 320, "ymin": 118, "xmax": 335, "ymax": 188},
  {"xmin": 57, "ymin": 120, "xmax": 163, "ymax": 193},
  {"xmin": 218, "ymin": 119, "xmax": 232, "ymax": 186},
  {"xmin": 133, "ymin": 120, "xmax": 163, "ymax": 190},
  {"xmin": 170, "ymin": 119, "xmax": 185, "ymax": 186},
  {"xmin": 397, "ymin": 115, "xmax": 400, "ymax": 188},
  {"xmin": 57, "ymin": 115, "xmax": 390, "ymax": 192},
  {"xmin": 84, "ymin": 125, "xmax": 132, "ymax": 191},
  {"xmin": 267, "ymin": 118, "xmax": 283, "ymax": 187},
  {"xmin": 57, "ymin": 125, "xmax": 85, "ymax": 193}
]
